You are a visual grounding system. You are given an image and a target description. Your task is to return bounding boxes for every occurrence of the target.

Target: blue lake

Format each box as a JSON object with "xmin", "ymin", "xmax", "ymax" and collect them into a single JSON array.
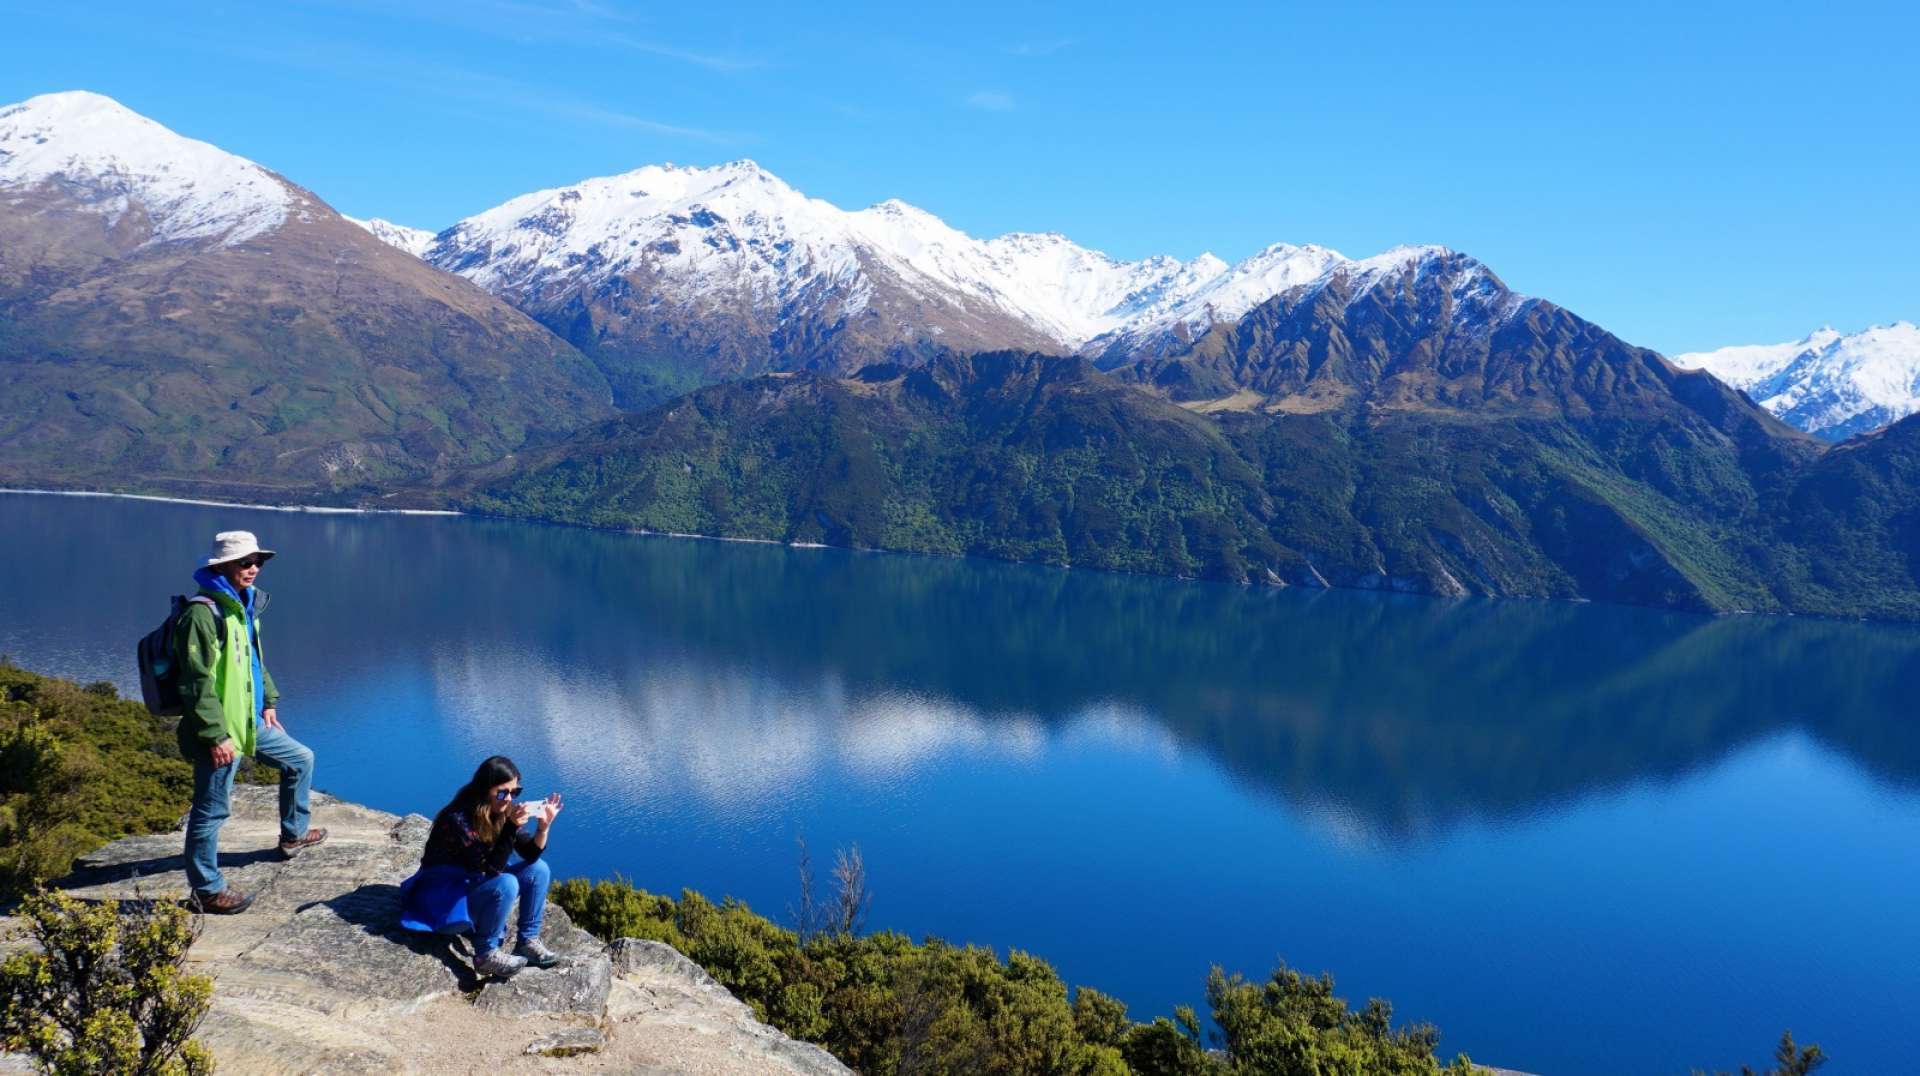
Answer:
[{"xmin": 2, "ymin": 490, "xmax": 1917, "ymax": 1075}]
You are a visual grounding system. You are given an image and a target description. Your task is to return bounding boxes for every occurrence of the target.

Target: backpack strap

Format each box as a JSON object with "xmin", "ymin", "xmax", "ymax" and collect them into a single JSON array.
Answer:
[{"xmin": 177, "ymin": 595, "xmax": 223, "ymax": 652}]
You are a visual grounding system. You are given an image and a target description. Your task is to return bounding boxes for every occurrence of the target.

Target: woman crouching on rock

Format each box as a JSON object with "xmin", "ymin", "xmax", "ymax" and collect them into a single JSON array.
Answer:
[{"xmin": 399, "ymin": 755, "xmax": 564, "ymax": 977}]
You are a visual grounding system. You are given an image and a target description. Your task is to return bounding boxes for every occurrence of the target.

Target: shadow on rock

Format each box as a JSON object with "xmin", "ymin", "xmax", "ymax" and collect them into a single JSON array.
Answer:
[
  {"xmin": 60, "ymin": 846, "xmax": 284, "ymax": 890},
  {"xmin": 298, "ymin": 882, "xmax": 482, "ymax": 992}
]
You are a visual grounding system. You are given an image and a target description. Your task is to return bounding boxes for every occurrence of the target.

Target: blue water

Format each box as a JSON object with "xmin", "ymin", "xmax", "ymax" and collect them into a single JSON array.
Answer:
[{"xmin": 3, "ymin": 491, "xmax": 1917, "ymax": 1075}]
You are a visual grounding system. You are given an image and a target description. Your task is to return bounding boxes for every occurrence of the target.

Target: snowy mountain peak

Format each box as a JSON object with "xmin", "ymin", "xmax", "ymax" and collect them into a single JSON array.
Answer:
[
  {"xmin": 427, "ymin": 159, "xmax": 1521, "ymax": 361},
  {"xmin": 345, "ymin": 215, "xmax": 437, "ymax": 258},
  {"xmin": 1675, "ymin": 322, "xmax": 1920, "ymax": 440},
  {"xmin": 428, "ymin": 158, "xmax": 861, "ymax": 297},
  {"xmin": 866, "ymin": 197, "xmax": 928, "ymax": 216},
  {"xmin": 0, "ymin": 90, "xmax": 293, "ymax": 246},
  {"xmin": 1097, "ymin": 242, "xmax": 1351, "ymax": 347},
  {"xmin": 1671, "ymin": 325, "xmax": 1842, "ymax": 386},
  {"xmin": 1348, "ymin": 244, "xmax": 1459, "ymax": 276}
]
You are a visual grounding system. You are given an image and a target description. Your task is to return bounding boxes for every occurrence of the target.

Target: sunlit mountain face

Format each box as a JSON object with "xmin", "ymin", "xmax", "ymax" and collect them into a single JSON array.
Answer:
[{"xmin": 1675, "ymin": 323, "xmax": 1920, "ymax": 440}]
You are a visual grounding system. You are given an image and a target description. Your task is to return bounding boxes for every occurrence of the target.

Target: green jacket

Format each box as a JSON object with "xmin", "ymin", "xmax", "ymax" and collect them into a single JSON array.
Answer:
[{"xmin": 173, "ymin": 587, "xmax": 277, "ymax": 757}]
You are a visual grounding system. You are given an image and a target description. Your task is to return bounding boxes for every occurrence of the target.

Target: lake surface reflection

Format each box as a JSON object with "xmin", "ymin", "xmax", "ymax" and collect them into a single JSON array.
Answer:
[{"xmin": 3, "ymin": 492, "xmax": 1917, "ymax": 1075}]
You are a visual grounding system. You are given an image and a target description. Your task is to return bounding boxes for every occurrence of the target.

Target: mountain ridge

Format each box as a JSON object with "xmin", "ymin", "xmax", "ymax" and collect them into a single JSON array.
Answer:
[
  {"xmin": 469, "ymin": 337, "xmax": 1916, "ymax": 619},
  {"xmin": 345, "ymin": 214, "xmax": 437, "ymax": 257},
  {"xmin": 0, "ymin": 90, "xmax": 615, "ymax": 495},
  {"xmin": 0, "ymin": 90, "xmax": 292, "ymax": 247},
  {"xmin": 175, "ymin": 106, "xmax": 1906, "ymax": 438},
  {"xmin": 4, "ymin": 90, "xmax": 1917, "ymax": 620},
  {"xmin": 1675, "ymin": 322, "xmax": 1920, "ymax": 440},
  {"xmin": 418, "ymin": 158, "xmax": 1545, "ymax": 408}
]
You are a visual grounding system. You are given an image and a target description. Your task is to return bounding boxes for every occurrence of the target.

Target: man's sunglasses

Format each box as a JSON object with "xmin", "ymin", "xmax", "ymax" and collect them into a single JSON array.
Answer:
[
  {"xmin": 233, "ymin": 556, "xmax": 268, "ymax": 569},
  {"xmin": 493, "ymin": 786, "xmax": 524, "ymax": 801}
]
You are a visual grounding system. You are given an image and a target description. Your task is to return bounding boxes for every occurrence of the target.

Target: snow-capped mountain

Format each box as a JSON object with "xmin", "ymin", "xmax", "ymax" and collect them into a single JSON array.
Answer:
[
  {"xmin": 1674, "ymin": 324, "xmax": 1920, "ymax": 440},
  {"xmin": 423, "ymin": 159, "xmax": 1520, "ymax": 404},
  {"xmin": 423, "ymin": 158, "xmax": 1409, "ymax": 353},
  {"xmin": 1671, "ymin": 328, "xmax": 1844, "ymax": 387},
  {"xmin": 424, "ymin": 159, "xmax": 1239, "ymax": 353},
  {"xmin": 1084, "ymin": 242, "xmax": 1343, "ymax": 358},
  {"xmin": 0, "ymin": 90, "xmax": 299, "ymax": 246},
  {"xmin": 1113, "ymin": 245, "xmax": 1550, "ymax": 409},
  {"xmin": 0, "ymin": 90, "xmax": 1543, "ymax": 418},
  {"xmin": 0, "ymin": 90, "xmax": 614, "ymax": 490},
  {"xmin": 345, "ymin": 215, "xmax": 436, "ymax": 258}
]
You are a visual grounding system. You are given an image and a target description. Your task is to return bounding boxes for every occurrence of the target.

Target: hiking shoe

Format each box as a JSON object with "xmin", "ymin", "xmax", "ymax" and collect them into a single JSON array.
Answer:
[
  {"xmin": 514, "ymin": 937, "xmax": 561, "ymax": 969},
  {"xmin": 187, "ymin": 887, "xmax": 255, "ymax": 915},
  {"xmin": 279, "ymin": 827, "xmax": 329, "ymax": 859},
  {"xmin": 473, "ymin": 948, "xmax": 527, "ymax": 978}
]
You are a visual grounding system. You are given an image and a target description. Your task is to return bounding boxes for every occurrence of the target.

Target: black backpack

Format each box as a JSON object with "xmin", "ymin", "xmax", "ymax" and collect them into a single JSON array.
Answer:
[{"xmin": 136, "ymin": 595, "xmax": 219, "ymax": 716}]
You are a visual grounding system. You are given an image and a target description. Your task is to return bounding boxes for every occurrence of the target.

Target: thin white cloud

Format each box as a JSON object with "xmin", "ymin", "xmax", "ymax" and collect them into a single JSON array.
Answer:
[
  {"xmin": 601, "ymin": 32, "xmax": 765, "ymax": 73},
  {"xmin": 965, "ymin": 91, "xmax": 1016, "ymax": 112},
  {"xmin": 202, "ymin": 36, "xmax": 748, "ymax": 144},
  {"xmin": 306, "ymin": 0, "xmax": 764, "ymax": 72},
  {"xmin": 548, "ymin": 101, "xmax": 745, "ymax": 143}
]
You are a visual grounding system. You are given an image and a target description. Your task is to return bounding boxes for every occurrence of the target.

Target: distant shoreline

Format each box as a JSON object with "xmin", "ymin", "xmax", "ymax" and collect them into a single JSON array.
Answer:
[
  {"xmin": 3, "ymin": 486, "xmax": 1892, "ymax": 625},
  {"xmin": 0, "ymin": 487, "xmax": 463, "ymax": 517},
  {"xmin": 0, "ymin": 487, "xmax": 833, "ymax": 550}
]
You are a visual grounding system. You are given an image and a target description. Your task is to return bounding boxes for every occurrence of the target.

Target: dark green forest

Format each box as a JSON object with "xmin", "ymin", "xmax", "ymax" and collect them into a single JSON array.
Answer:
[{"xmin": 473, "ymin": 352, "xmax": 1920, "ymax": 621}]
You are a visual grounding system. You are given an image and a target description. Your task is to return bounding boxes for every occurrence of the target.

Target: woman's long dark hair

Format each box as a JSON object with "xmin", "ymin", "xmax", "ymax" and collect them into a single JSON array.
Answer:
[{"xmin": 440, "ymin": 755, "xmax": 521, "ymax": 843}]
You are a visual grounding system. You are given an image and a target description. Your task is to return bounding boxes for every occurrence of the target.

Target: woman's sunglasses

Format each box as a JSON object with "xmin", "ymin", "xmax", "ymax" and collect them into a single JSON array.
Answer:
[{"xmin": 493, "ymin": 786, "xmax": 523, "ymax": 801}]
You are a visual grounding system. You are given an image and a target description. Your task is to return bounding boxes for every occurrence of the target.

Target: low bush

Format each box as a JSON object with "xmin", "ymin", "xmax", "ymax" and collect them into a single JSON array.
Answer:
[
  {"xmin": 0, "ymin": 888, "xmax": 215, "ymax": 1074},
  {"xmin": 555, "ymin": 875, "xmax": 1476, "ymax": 1075},
  {"xmin": 0, "ymin": 663, "xmax": 193, "ymax": 894}
]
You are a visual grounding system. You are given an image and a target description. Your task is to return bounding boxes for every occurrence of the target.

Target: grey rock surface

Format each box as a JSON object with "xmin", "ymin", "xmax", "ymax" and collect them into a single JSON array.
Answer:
[
  {"xmin": 604, "ymin": 938, "xmax": 850, "ymax": 1076},
  {"xmin": 524, "ymin": 1027, "xmax": 606, "ymax": 1057},
  {"xmin": 3, "ymin": 786, "xmax": 849, "ymax": 1074},
  {"xmin": 474, "ymin": 903, "xmax": 612, "ymax": 1018}
]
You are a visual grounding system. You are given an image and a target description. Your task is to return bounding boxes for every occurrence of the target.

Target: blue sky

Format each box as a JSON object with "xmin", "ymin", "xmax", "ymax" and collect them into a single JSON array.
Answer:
[{"xmin": 5, "ymin": 0, "xmax": 1915, "ymax": 354}]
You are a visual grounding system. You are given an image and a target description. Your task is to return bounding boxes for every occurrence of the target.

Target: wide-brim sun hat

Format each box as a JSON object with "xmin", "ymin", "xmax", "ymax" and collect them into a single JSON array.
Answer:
[{"xmin": 205, "ymin": 530, "xmax": 277, "ymax": 568}]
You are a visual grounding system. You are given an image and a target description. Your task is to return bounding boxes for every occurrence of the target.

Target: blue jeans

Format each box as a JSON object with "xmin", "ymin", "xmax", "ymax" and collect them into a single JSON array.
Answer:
[
  {"xmin": 184, "ymin": 723, "xmax": 316, "ymax": 895},
  {"xmin": 468, "ymin": 857, "xmax": 550, "ymax": 956}
]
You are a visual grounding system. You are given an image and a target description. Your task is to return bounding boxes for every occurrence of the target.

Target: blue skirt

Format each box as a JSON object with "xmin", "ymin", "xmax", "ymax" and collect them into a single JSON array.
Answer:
[{"xmin": 397, "ymin": 864, "xmax": 478, "ymax": 935}]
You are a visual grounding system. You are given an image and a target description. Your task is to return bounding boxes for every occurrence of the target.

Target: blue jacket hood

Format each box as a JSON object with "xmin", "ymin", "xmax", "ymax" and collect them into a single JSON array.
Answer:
[{"xmin": 194, "ymin": 567, "xmax": 259, "ymax": 612}]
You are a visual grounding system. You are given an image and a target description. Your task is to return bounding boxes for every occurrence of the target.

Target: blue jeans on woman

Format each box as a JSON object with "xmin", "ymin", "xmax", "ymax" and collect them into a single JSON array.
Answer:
[{"xmin": 468, "ymin": 857, "xmax": 550, "ymax": 956}]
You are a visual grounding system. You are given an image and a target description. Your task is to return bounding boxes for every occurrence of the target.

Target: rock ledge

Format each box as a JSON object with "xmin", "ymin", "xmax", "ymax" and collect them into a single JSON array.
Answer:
[{"xmin": 5, "ymin": 786, "xmax": 849, "ymax": 1074}]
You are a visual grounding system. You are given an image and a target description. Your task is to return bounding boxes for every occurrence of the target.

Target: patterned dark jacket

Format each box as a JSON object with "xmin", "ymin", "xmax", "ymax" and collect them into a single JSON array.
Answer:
[{"xmin": 420, "ymin": 805, "xmax": 542, "ymax": 877}]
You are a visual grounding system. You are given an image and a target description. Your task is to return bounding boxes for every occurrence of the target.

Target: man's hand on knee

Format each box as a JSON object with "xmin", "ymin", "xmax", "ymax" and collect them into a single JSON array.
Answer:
[{"xmin": 211, "ymin": 739, "xmax": 236, "ymax": 767}]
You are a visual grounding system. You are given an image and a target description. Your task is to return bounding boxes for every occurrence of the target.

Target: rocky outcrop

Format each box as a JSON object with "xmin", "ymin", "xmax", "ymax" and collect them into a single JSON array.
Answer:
[{"xmin": 4, "ymin": 786, "xmax": 847, "ymax": 1074}]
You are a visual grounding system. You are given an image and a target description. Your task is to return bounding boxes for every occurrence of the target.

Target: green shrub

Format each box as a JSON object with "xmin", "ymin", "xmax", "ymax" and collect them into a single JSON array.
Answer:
[
  {"xmin": 0, "ymin": 888, "xmax": 215, "ymax": 1075},
  {"xmin": 1204, "ymin": 965, "xmax": 1474, "ymax": 1075},
  {"xmin": 0, "ymin": 665, "xmax": 193, "ymax": 894},
  {"xmin": 1694, "ymin": 1031, "xmax": 1827, "ymax": 1076},
  {"xmin": 557, "ymin": 876, "xmax": 1476, "ymax": 1075}
]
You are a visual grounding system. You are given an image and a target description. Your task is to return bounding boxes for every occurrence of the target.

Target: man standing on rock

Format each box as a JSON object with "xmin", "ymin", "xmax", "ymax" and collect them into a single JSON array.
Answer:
[{"xmin": 175, "ymin": 530, "xmax": 327, "ymax": 914}]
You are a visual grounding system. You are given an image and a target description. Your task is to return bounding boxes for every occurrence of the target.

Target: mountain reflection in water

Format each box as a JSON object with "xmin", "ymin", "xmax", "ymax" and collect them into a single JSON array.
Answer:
[
  {"xmin": 5, "ymin": 493, "xmax": 1917, "ymax": 844},
  {"xmin": 6, "ymin": 492, "xmax": 1919, "ymax": 1076},
  {"xmin": 370, "ymin": 513, "xmax": 1920, "ymax": 842}
]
